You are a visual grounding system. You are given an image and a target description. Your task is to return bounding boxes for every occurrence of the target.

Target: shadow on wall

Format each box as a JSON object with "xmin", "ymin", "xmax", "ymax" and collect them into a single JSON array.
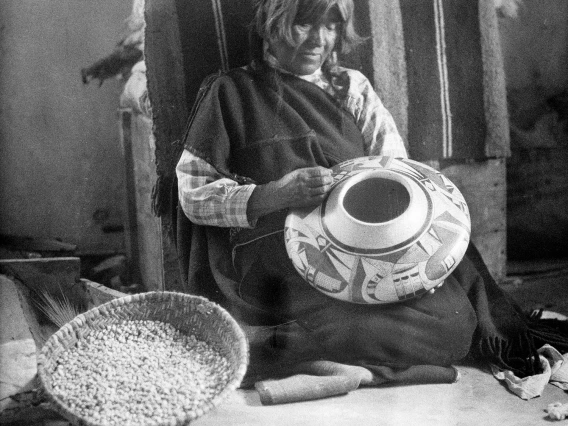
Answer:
[{"xmin": 500, "ymin": 0, "xmax": 568, "ymax": 260}]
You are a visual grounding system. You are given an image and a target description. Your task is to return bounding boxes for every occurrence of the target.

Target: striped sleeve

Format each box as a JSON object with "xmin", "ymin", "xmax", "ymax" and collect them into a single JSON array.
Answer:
[
  {"xmin": 344, "ymin": 70, "xmax": 408, "ymax": 159},
  {"xmin": 176, "ymin": 149, "xmax": 256, "ymax": 228}
]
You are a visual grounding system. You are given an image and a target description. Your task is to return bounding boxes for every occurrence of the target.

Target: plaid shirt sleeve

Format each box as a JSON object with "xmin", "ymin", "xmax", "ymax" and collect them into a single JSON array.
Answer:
[
  {"xmin": 344, "ymin": 70, "xmax": 408, "ymax": 159},
  {"xmin": 176, "ymin": 149, "xmax": 256, "ymax": 228}
]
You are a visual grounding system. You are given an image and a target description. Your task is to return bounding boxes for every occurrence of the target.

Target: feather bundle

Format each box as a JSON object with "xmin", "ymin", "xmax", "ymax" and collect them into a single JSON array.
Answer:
[
  {"xmin": 34, "ymin": 290, "xmax": 81, "ymax": 329},
  {"xmin": 81, "ymin": 0, "xmax": 145, "ymax": 86}
]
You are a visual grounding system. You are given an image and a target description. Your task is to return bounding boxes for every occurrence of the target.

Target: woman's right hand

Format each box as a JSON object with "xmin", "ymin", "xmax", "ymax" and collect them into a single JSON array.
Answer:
[
  {"xmin": 272, "ymin": 166, "xmax": 334, "ymax": 208},
  {"xmin": 247, "ymin": 166, "xmax": 333, "ymax": 221}
]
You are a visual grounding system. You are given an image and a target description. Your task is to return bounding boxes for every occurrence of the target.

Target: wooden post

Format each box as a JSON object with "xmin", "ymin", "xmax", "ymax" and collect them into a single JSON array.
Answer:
[
  {"xmin": 119, "ymin": 109, "xmax": 164, "ymax": 291},
  {"xmin": 118, "ymin": 109, "xmax": 143, "ymax": 287},
  {"xmin": 144, "ymin": 0, "xmax": 188, "ymax": 291},
  {"xmin": 442, "ymin": 159, "xmax": 508, "ymax": 280}
]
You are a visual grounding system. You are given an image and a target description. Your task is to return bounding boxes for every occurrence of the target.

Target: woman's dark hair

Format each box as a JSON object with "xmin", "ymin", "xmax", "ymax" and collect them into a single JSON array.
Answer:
[{"xmin": 252, "ymin": 0, "xmax": 363, "ymax": 57}]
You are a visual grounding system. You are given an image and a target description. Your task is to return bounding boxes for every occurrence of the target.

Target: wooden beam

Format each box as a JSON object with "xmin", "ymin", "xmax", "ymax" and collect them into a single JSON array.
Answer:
[
  {"xmin": 0, "ymin": 257, "xmax": 84, "ymax": 308},
  {"xmin": 144, "ymin": 0, "xmax": 188, "ymax": 204},
  {"xmin": 0, "ymin": 234, "xmax": 76, "ymax": 253},
  {"xmin": 441, "ymin": 159, "xmax": 507, "ymax": 281},
  {"xmin": 0, "ymin": 257, "xmax": 126, "ymax": 312},
  {"xmin": 144, "ymin": 0, "xmax": 188, "ymax": 292},
  {"xmin": 118, "ymin": 109, "xmax": 166, "ymax": 290},
  {"xmin": 79, "ymin": 279, "xmax": 125, "ymax": 309},
  {"xmin": 367, "ymin": 0, "xmax": 408, "ymax": 143},
  {"xmin": 118, "ymin": 109, "xmax": 143, "ymax": 286}
]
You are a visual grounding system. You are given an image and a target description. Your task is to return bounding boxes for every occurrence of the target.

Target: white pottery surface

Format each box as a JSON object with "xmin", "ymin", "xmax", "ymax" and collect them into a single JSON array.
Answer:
[{"xmin": 284, "ymin": 156, "xmax": 471, "ymax": 304}]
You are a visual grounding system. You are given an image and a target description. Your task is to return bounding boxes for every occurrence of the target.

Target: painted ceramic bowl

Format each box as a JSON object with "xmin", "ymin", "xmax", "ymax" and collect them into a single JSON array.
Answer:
[{"xmin": 284, "ymin": 156, "xmax": 471, "ymax": 304}]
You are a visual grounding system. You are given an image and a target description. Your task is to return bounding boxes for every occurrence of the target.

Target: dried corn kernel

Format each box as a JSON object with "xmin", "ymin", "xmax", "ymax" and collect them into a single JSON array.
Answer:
[{"xmin": 48, "ymin": 320, "xmax": 232, "ymax": 426}]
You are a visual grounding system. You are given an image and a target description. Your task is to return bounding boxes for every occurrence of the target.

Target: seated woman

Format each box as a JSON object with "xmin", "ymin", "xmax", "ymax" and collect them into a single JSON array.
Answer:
[{"xmin": 175, "ymin": 0, "xmax": 566, "ymax": 384}]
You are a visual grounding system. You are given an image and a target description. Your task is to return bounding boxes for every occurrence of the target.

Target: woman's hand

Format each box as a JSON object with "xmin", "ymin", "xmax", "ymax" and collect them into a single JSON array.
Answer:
[
  {"xmin": 247, "ymin": 166, "xmax": 333, "ymax": 221},
  {"xmin": 272, "ymin": 166, "xmax": 334, "ymax": 208}
]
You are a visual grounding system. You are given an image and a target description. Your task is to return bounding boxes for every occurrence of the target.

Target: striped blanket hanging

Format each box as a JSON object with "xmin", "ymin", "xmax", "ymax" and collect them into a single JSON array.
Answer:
[
  {"xmin": 400, "ymin": 0, "xmax": 487, "ymax": 160},
  {"xmin": 174, "ymin": 0, "xmax": 254, "ymax": 109}
]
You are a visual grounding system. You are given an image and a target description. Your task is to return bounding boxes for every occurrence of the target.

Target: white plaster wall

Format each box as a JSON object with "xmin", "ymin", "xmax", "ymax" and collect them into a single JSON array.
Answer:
[{"xmin": 0, "ymin": 0, "xmax": 131, "ymax": 255}]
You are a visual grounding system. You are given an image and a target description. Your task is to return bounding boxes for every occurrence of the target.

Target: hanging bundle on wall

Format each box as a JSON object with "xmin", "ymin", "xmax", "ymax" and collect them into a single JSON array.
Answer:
[{"xmin": 81, "ymin": 0, "xmax": 145, "ymax": 86}]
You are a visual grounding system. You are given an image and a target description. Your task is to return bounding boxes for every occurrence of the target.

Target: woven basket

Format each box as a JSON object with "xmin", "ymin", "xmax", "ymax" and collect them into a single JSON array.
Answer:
[{"xmin": 37, "ymin": 291, "xmax": 249, "ymax": 425}]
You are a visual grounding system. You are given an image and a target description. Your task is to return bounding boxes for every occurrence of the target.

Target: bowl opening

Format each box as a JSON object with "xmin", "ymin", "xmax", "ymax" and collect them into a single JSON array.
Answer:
[{"xmin": 342, "ymin": 177, "xmax": 410, "ymax": 224}]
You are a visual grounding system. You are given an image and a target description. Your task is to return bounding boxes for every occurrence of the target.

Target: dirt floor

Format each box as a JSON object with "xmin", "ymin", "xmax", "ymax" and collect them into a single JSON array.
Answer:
[{"xmin": 193, "ymin": 365, "xmax": 568, "ymax": 426}]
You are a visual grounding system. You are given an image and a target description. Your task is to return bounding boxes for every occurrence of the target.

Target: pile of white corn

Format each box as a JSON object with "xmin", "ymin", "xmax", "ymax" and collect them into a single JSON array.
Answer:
[{"xmin": 49, "ymin": 320, "xmax": 231, "ymax": 426}]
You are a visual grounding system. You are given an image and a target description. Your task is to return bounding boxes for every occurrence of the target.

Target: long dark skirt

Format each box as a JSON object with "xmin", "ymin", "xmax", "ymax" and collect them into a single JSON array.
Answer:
[
  {"xmin": 234, "ymin": 232, "xmax": 479, "ymax": 369},
  {"xmin": 229, "ymin": 229, "xmax": 568, "ymax": 385}
]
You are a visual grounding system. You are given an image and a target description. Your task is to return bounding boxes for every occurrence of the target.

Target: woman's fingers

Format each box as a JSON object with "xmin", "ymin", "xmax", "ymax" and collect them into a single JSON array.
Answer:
[
  {"xmin": 307, "ymin": 174, "xmax": 333, "ymax": 189},
  {"xmin": 275, "ymin": 166, "xmax": 334, "ymax": 208},
  {"xmin": 301, "ymin": 166, "xmax": 332, "ymax": 181},
  {"xmin": 307, "ymin": 186, "xmax": 328, "ymax": 196},
  {"xmin": 302, "ymin": 169, "xmax": 333, "ymax": 198},
  {"xmin": 300, "ymin": 167, "xmax": 333, "ymax": 189}
]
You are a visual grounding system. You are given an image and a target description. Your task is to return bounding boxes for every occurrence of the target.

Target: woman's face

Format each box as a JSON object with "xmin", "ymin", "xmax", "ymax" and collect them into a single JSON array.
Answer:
[{"xmin": 269, "ymin": 8, "xmax": 341, "ymax": 75}]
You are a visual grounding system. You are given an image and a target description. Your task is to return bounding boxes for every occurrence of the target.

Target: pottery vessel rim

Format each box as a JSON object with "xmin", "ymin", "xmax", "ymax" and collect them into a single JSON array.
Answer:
[{"xmin": 321, "ymin": 168, "xmax": 433, "ymax": 253}]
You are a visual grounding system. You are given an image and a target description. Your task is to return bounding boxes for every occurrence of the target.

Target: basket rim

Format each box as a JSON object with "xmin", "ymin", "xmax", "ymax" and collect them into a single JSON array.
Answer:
[{"xmin": 37, "ymin": 291, "xmax": 249, "ymax": 426}]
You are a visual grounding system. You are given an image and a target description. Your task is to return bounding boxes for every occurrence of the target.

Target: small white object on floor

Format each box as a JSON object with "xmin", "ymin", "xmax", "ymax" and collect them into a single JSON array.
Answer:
[
  {"xmin": 492, "ymin": 344, "xmax": 568, "ymax": 400},
  {"xmin": 539, "ymin": 310, "xmax": 568, "ymax": 321},
  {"xmin": 547, "ymin": 402, "xmax": 568, "ymax": 421}
]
